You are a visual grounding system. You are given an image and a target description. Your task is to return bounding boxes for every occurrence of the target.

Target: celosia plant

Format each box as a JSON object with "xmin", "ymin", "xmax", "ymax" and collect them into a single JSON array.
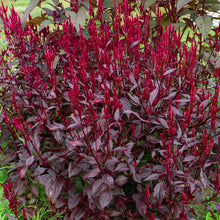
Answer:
[{"xmin": 0, "ymin": 0, "xmax": 219, "ymax": 219}]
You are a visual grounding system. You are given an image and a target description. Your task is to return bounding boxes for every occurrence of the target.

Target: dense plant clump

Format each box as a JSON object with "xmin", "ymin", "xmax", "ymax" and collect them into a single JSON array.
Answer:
[{"xmin": 0, "ymin": 0, "xmax": 220, "ymax": 219}]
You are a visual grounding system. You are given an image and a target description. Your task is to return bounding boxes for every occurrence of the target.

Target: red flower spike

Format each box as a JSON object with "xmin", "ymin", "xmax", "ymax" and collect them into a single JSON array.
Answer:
[{"xmin": 145, "ymin": 187, "xmax": 150, "ymax": 199}]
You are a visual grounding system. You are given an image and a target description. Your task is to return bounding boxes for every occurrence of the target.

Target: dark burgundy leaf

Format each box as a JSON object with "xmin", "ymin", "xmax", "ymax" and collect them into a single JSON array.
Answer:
[
  {"xmin": 123, "ymin": 110, "xmax": 149, "ymax": 123},
  {"xmin": 163, "ymin": 68, "xmax": 176, "ymax": 76},
  {"xmin": 102, "ymin": 174, "xmax": 114, "ymax": 187},
  {"xmin": 45, "ymin": 176, "xmax": 56, "ymax": 200},
  {"xmin": 92, "ymin": 179, "xmax": 104, "ymax": 194},
  {"xmin": 31, "ymin": 185, "xmax": 39, "ymax": 197},
  {"xmin": 199, "ymin": 99, "xmax": 210, "ymax": 108},
  {"xmin": 72, "ymin": 208, "xmax": 86, "ymax": 220},
  {"xmin": 114, "ymin": 163, "xmax": 129, "ymax": 172},
  {"xmin": 114, "ymin": 108, "xmax": 120, "ymax": 121},
  {"xmin": 34, "ymin": 167, "xmax": 47, "ymax": 176},
  {"xmin": 120, "ymin": 98, "xmax": 131, "ymax": 112},
  {"xmin": 25, "ymin": 155, "xmax": 35, "ymax": 167},
  {"xmin": 100, "ymin": 190, "xmax": 113, "ymax": 210},
  {"xmin": 176, "ymin": 123, "xmax": 182, "ymax": 139},
  {"xmin": 36, "ymin": 174, "xmax": 51, "ymax": 186},
  {"xmin": 68, "ymin": 162, "xmax": 81, "ymax": 178},
  {"xmin": 188, "ymin": 181, "xmax": 195, "ymax": 194},
  {"xmin": 104, "ymin": 157, "xmax": 119, "ymax": 171},
  {"xmin": 146, "ymin": 135, "xmax": 161, "ymax": 144},
  {"xmin": 200, "ymin": 170, "xmax": 207, "ymax": 189},
  {"xmin": 183, "ymin": 155, "xmax": 196, "ymax": 162},
  {"xmin": 78, "ymin": 126, "xmax": 92, "ymax": 138},
  {"xmin": 150, "ymin": 88, "xmax": 158, "ymax": 105},
  {"xmin": 15, "ymin": 180, "xmax": 27, "ymax": 195},
  {"xmin": 56, "ymin": 197, "xmax": 66, "ymax": 208},
  {"xmin": 68, "ymin": 193, "xmax": 81, "ymax": 209},
  {"xmin": 163, "ymin": 91, "xmax": 177, "ymax": 100},
  {"xmin": 33, "ymin": 127, "xmax": 40, "ymax": 151},
  {"xmin": 173, "ymin": 170, "xmax": 188, "ymax": 178},
  {"xmin": 110, "ymin": 210, "xmax": 122, "ymax": 217},
  {"xmin": 64, "ymin": 213, "xmax": 70, "ymax": 220},
  {"xmin": 6, "ymin": 215, "xmax": 17, "ymax": 220},
  {"xmin": 173, "ymin": 99, "xmax": 190, "ymax": 103},
  {"xmin": 19, "ymin": 167, "xmax": 28, "ymax": 179},
  {"xmin": 133, "ymin": 195, "xmax": 148, "ymax": 217},
  {"xmin": 145, "ymin": 173, "xmax": 161, "ymax": 181},
  {"xmin": 115, "ymin": 175, "xmax": 128, "ymax": 185},
  {"xmin": 91, "ymin": 137, "xmax": 102, "ymax": 152},
  {"xmin": 128, "ymin": 93, "xmax": 140, "ymax": 105},
  {"xmin": 52, "ymin": 177, "xmax": 65, "ymax": 203},
  {"xmin": 130, "ymin": 40, "xmax": 140, "ymax": 48},
  {"xmin": 84, "ymin": 167, "xmax": 100, "ymax": 179},
  {"xmin": 158, "ymin": 117, "xmax": 169, "ymax": 129},
  {"xmin": 194, "ymin": 189, "xmax": 203, "ymax": 202},
  {"xmin": 153, "ymin": 181, "xmax": 165, "ymax": 201},
  {"xmin": 171, "ymin": 106, "xmax": 182, "ymax": 116},
  {"xmin": 46, "ymin": 122, "xmax": 65, "ymax": 131}
]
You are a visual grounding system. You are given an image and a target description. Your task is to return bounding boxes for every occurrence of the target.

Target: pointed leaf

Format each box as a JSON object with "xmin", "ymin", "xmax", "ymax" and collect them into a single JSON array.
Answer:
[
  {"xmin": 33, "ymin": 127, "xmax": 40, "ymax": 151},
  {"xmin": 143, "ymin": 0, "xmax": 156, "ymax": 10},
  {"xmin": 68, "ymin": 194, "xmax": 81, "ymax": 209},
  {"xmin": 19, "ymin": 167, "xmax": 28, "ymax": 179},
  {"xmin": 39, "ymin": 19, "xmax": 54, "ymax": 32},
  {"xmin": 183, "ymin": 155, "xmax": 196, "ymax": 162},
  {"xmin": 25, "ymin": 155, "xmax": 35, "ymax": 167},
  {"xmin": 158, "ymin": 118, "xmax": 169, "ymax": 129},
  {"xmin": 173, "ymin": 170, "xmax": 188, "ymax": 178},
  {"xmin": 6, "ymin": 215, "xmax": 17, "ymax": 220},
  {"xmin": 195, "ymin": 16, "xmax": 212, "ymax": 38},
  {"xmin": 153, "ymin": 181, "xmax": 165, "ymax": 201},
  {"xmin": 31, "ymin": 185, "xmax": 39, "ymax": 197},
  {"xmin": 92, "ymin": 179, "xmax": 104, "ymax": 194},
  {"xmin": 68, "ymin": 162, "xmax": 80, "ymax": 178},
  {"xmin": 163, "ymin": 68, "xmax": 176, "ymax": 76},
  {"xmin": 52, "ymin": 55, "xmax": 60, "ymax": 70},
  {"xmin": 45, "ymin": 176, "xmax": 64, "ymax": 203},
  {"xmin": 25, "ymin": 14, "xmax": 47, "ymax": 26},
  {"xmin": 81, "ymin": 0, "xmax": 90, "ymax": 8},
  {"xmin": 34, "ymin": 167, "xmax": 47, "ymax": 176},
  {"xmin": 65, "ymin": 7, "xmax": 87, "ymax": 32},
  {"xmin": 114, "ymin": 108, "xmax": 120, "ymax": 121},
  {"xmin": 115, "ymin": 176, "xmax": 128, "ymax": 185},
  {"xmin": 200, "ymin": 170, "xmax": 207, "ymax": 189},
  {"xmin": 145, "ymin": 173, "xmax": 161, "ymax": 181},
  {"xmin": 84, "ymin": 167, "xmax": 100, "ymax": 179},
  {"xmin": 150, "ymin": 88, "xmax": 158, "ymax": 105},
  {"xmin": 177, "ymin": 0, "xmax": 192, "ymax": 12},
  {"xmin": 130, "ymin": 40, "xmax": 140, "ymax": 49},
  {"xmin": 91, "ymin": 137, "xmax": 102, "ymax": 152},
  {"xmin": 100, "ymin": 191, "xmax": 113, "ymax": 210},
  {"xmin": 75, "ymin": 209, "xmax": 86, "ymax": 220},
  {"xmin": 21, "ymin": 0, "xmax": 40, "ymax": 29},
  {"xmin": 102, "ymin": 174, "xmax": 114, "ymax": 187},
  {"xmin": 115, "ymin": 163, "xmax": 129, "ymax": 172}
]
